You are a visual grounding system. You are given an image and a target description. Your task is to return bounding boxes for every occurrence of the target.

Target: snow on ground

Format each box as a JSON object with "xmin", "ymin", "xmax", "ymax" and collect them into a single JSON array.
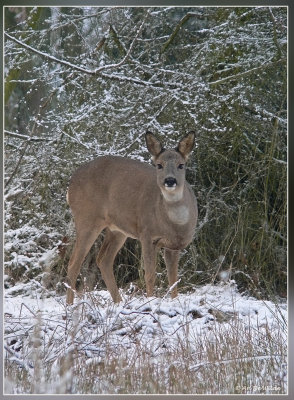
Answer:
[
  {"xmin": 4, "ymin": 280, "xmax": 288, "ymax": 393},
  {"xmin": 4, "ymin": 281, "xmax": 287, "ymax": 356}
]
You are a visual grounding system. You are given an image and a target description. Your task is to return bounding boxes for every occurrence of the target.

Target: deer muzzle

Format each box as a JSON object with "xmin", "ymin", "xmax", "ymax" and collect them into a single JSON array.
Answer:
[{"xmin": 164, "ymin": 177, "xmax": 177, "ymax": 190}]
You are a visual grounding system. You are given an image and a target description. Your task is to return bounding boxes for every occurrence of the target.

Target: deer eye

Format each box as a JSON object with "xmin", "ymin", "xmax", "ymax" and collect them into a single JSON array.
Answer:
[
  {"xmin": 178, "ymin": 164, "xmax": 185, "ymax": 169},
  {"xmin": 157, "ymin": 164, "xmax": 163, "ymax": 169}
]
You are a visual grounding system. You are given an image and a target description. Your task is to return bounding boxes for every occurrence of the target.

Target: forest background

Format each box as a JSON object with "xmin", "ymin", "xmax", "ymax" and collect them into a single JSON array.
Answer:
[{"xmin": 4, "ymin": 6, "xmax": 287, "ymax": 301}]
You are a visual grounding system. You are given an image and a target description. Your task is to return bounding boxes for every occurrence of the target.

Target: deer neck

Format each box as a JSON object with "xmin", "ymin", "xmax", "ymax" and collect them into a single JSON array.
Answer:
[{"xmin": 161, "ymin": 187, "xmax": 190, "ymax": 226}]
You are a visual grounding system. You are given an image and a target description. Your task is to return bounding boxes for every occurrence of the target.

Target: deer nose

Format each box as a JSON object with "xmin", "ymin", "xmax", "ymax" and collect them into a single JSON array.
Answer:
[{"xmin": 164, "ymin": 177, "xmax": 177, "ymax": 187}]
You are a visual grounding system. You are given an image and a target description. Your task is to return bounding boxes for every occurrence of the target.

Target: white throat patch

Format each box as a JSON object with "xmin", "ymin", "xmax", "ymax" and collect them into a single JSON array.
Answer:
[{"xmin": 167, "ymin": 205, "xmax": 190, "ymax": 225}]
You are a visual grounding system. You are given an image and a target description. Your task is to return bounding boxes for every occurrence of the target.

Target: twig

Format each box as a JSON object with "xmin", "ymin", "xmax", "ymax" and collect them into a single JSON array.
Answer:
[
  {"xmin": 209, "ymin": 58, "xmax": 286, "ymax": 86},
  {"xmin": 19, "ymin": 302, "xmax": 37, "ymax": 318},
  {"xmin": 5, "ymin": 32, "xmax": 95, "ymax": 75},
  {"xmin": 95, "ymin": 11, "xmax": 149, "ymax": 73},
  {"xmin": 5, "ymin": 13, "xmax": 148, "ymax": 76},
  {"xmin": 162, "ymin": 279, "xmax": 181, "ymax": 301},
  {"xmin": 190, "ymin": 354, "xmax": 282, "ymax": 371},
  {"xmin": 5, "ymin": 23, "xmax": 181, "ymax": 91},
  {"xmin": 4, "ymin": 130, "xmax": 51, "ymax": 142},
  {"xmin": 161, "ymin": 12, "xmax": 204, "ymax": 53},
  {"xmin": 4, "ymin": 345, "xmax": 34, "ymax": 371},
  {"xmin": 268, "ymin": 8, "xmax": 282, "ymax": 58},
  {"xmin": 5, "ymin": 71, "xmax": 74, "ymax": 188}
]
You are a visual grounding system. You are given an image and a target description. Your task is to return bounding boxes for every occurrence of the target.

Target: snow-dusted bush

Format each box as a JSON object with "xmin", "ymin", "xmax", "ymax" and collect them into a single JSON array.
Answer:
[{"xmin": 4, "ymin": 6, "xmax": 287, "ymax": 298}]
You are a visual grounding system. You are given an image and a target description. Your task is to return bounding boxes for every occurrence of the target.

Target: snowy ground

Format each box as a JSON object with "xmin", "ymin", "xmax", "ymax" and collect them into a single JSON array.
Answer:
[{"xmin": 4, "ymin": 281, "xmax": 288, "ymax": 394}]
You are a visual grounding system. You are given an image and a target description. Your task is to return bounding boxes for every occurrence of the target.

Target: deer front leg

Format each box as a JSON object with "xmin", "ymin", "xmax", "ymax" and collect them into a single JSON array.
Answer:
[
  {"xmin": 164, "ymin": 248, "xmax": 180, "ymax": 298},
  {"xmin": 141, "ymin": 239, "xmax": 158, "ymax": 297}
]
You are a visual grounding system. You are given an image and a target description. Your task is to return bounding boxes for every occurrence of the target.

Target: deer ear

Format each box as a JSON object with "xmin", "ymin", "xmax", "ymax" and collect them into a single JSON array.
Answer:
[
  {"xmin": 145, "ymin": 131, "xmax": 164, "ymax": 158},
  {"xmin": 176, "ymin": 131, "xmax": 195, "ymax": 160}
]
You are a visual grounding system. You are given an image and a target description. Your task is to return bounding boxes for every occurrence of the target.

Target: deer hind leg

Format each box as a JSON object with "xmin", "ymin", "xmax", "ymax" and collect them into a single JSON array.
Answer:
[
  {"xmin": 96, "ymin": 228, "xmax": 126, "ymax": 303},
  {"xmin": 66, "ymin": 223, "xmax": 103, "ymax": 304},
  {"xmin": 164, "ymin": 249, "xmax": 180, "ymax": 298}
]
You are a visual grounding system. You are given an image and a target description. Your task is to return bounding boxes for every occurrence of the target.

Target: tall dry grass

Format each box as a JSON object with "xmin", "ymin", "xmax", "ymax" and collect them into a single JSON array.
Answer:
[{"xmin": 4, "ymin": 288, "xmax": 287, "ymax": 394}]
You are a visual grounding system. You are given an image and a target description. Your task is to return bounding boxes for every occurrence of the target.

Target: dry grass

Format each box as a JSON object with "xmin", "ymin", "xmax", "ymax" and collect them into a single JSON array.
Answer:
[{"xmin": 4, "ymin": 287, "xmax": 287, "ymax": 395}]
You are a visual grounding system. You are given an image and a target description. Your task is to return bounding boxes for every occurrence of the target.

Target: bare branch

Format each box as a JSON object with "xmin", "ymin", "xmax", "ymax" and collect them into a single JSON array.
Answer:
[
  {"xmin": 268, "ymin": 7, "xmax": 282, "ymax": 58},
  {"xmin": 95, "ymin": 11, "xmax": 149, "ymax": 73},
  {"xmin": 209, "ymin": 58, "xmax": 286, "ymax": 86},
  {"xmin": 161, "ymin": 12, "xmax": 204, "ymax": 53},
  {"xmin": 5, "ymin": 32, "xmax": 94, "ymax": 75},
  {"xmin": 5, "ymin": 12, "xmax": 148, "ymax": 77},
  {"xmin": 5, "ymin": 84, "xmax": 61, "ymax": 188},
  {"xmin": 5, "ymin": 130, "xmax": 51, "ymax": 142},
  {"xmin": 5, "ymin": 25, "xmax": 179, "ymax": 89}
]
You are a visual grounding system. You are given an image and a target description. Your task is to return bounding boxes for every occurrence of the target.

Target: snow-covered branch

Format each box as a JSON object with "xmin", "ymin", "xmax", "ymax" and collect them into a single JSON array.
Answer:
[
  {"xmin": 5, "ymin": 13, "xmax": 149, "ymax": 80},
  {"xmin": 94, "ymin": 10, "xmax": 149, "ymax": 73},
  {"xmin": 5, "ymin": 130, "xmax": 51, "ymax": 142},
  {"xmin": 209, "ymin": 58, "xmax": 286, "ymax": 86},
  {"xmin": 5, "ymin": 29, "xmax": 180, "ymax": 89},
  {"xmin": 161, "ymin": 12, "xmax": 205, "ymax": 53},
  {"xmin": 5, "ymin": 32, "xmax": 94, "ymax": 75}
]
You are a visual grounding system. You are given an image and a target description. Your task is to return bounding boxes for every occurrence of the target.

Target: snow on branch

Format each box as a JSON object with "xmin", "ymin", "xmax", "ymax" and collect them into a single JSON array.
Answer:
[
  {"xmin": 209, "ymin": 58, "xmax": 286, "ymax": 86},
  {"xmin": 5, "ymin": 32, "xmax": 94, "ymax": 75},
  {"xmin": 5, "ymin": 13, "xmax": 149, "ymax": 83},
  {"xmin": 268, "ymin": 7, "xmax": 282, "ymax": 58},
  {"xmin": 95, "ymin": 10, "xmax": 149, "ymax": 73},
  {"xmin": 161, "ymin": 12, "xmax": 204, "ymax": 53},
  {"xmin": 5, "ymin": 130, "xmax": 51, "ymax": 142}
]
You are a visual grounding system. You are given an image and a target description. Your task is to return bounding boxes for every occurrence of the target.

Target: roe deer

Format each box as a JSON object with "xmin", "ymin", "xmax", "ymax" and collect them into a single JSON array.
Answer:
[{"xmin": 66, "ymin": 132, "xmax": 198, "ymax": 304}]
